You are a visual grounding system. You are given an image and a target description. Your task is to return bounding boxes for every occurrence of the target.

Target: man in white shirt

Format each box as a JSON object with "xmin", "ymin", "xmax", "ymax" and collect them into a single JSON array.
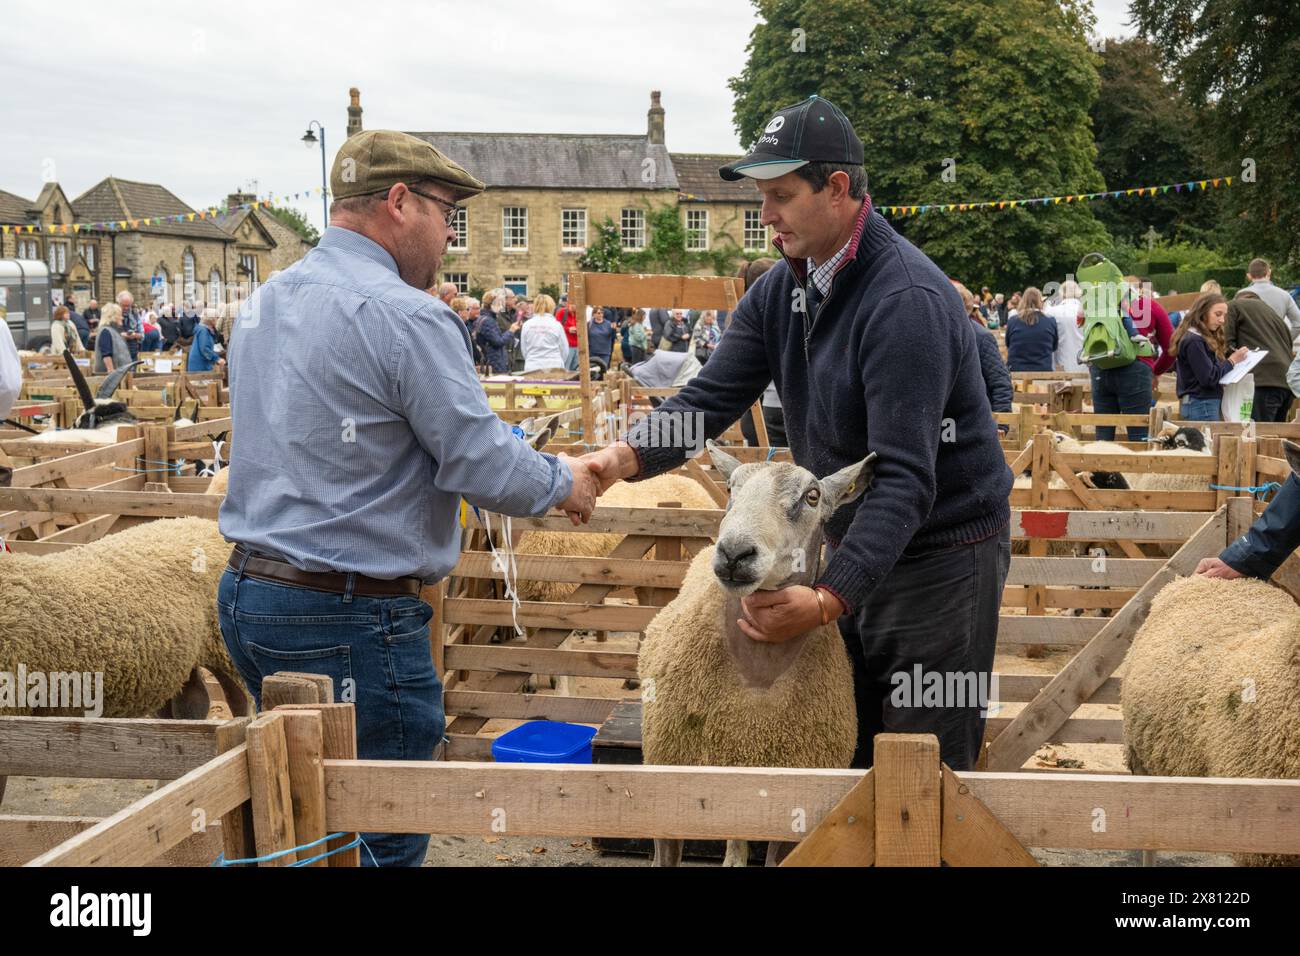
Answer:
[
  {"xmin": 1045, "ymin": 279, "xmax": 1085, "ymax": 372},
  {"xmin": 0, "ymin": 324, "xmax": 22, "ymax": 486},
  {"xmin": 1244, "ymin": 258, "xmax": 1300, "ymax": 341}
]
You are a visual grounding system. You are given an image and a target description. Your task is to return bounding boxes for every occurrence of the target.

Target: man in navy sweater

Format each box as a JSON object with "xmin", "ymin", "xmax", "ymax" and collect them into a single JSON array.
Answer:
[{"xmin": 582, "ymin": 96, "xmax": 1012, "ymax": 770}]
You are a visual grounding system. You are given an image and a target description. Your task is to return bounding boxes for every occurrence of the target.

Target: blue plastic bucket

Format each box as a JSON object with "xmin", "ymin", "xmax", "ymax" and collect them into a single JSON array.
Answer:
[{"xmin": 490, "ymin": 721, "xmax": 597, "ymax": 763}]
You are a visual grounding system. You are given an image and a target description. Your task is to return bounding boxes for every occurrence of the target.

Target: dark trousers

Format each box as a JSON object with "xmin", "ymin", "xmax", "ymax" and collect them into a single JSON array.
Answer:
[
  {"xmin": 1088, "ymin": 361, "xmax": 1151, "ymax": 441},
  {"xmin": 1253, "ymin": 385, "xmax": 1294, "ymax": 423},
  {"xmin": 836, "ymin": 525, "xmax": 1011, "ymax": 771}
]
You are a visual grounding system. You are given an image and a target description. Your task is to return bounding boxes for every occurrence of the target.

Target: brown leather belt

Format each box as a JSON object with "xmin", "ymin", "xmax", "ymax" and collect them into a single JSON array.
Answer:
[{"xmin": 227, "ymin": 545, "xmax": 422, "ymax": 598}]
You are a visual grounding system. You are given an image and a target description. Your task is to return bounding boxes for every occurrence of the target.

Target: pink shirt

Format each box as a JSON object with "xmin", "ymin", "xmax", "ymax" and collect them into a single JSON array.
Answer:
[{"xmin": 1128, "ymin": 297, "xmax": 1174, "ymax": 376}]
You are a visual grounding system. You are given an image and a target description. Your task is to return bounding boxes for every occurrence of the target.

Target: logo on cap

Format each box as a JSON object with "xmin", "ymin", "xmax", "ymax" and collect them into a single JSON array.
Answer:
[{"xmin": 764, "ymin": 116, "xmax": 786, "ymax": 134}]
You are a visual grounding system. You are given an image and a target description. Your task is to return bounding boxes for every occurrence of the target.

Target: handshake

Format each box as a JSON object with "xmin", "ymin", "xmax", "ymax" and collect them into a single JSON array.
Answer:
[{"xmin": 554, "ymin": 443, "xmax": 640, "ymax": 526}]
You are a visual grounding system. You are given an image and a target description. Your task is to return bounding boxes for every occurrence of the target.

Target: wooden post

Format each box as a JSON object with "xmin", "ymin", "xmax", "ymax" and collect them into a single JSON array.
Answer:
[
  {"xmin": 143, "ymin": 424, "xmax": 170, "ymax": 493},
  {"xmin": 205, "ymin": 719, "xmax": 268, "ymax": 867},
  {"xmin": 262, "ymin": 674, "xmax": 323, "ymax": 709},
  {"xmin": 278, "ymin": 703, "xmax": 360, "ymax": 866},
  {"xmin": 1025, "ymin": 432, "xmax": 1052, "ymax": 657},
  {"xmin": 244, "ymin": 712, "xmax": 297, "ymax": 865},
  {"xmin": 751, "ymin": 400, "xmax": 769, "ymax": 447},
  {"xmin": 873, "ymin": 735, "xmax": 941, "ymax": 866},
  {"xmin": 571, "ymin": 272, "xmax": 593, "ymax": 443},
  {"xmin": 275, "ymin": 708, "xmax": 329, "ymax": 867},
  {"xmin": 1215, "ymin": 435, "xmax": 1242, "ymax": 509}
]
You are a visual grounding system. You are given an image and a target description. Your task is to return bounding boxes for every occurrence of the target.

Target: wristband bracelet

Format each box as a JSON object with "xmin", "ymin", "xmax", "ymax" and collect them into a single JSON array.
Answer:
[{"xmin": 813, "ymin": 587, "xmax": 830, "ymax": 626}]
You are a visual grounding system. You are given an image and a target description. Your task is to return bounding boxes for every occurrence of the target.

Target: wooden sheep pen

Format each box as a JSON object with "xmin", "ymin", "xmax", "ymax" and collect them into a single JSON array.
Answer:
[{"xmin": 9, "ymin": 705, "xmax": 1299, "ymax": 866}]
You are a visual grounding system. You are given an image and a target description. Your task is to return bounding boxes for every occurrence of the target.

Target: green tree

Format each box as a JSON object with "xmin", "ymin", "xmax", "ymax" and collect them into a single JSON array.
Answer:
[
  {"xmin": 729, "ymin": 0, "xmax": 1112, "ymax": 290},
  {"xmin": 1130, "ymin": 0, "xmax": 1300, "ymax": 267},
  {"xmin": 1089, "ymin": 37, "xmax": 1217, "ymax": 246},
  {"xmin": 266, "ymin": 205, "xmax": 320, "ymax": 245}
]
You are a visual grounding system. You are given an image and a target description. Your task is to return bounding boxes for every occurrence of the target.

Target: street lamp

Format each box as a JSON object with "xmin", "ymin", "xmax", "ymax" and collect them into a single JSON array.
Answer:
[{"xmin": 301, "ymin": 120, "xmax": 329, "ymax": 229}]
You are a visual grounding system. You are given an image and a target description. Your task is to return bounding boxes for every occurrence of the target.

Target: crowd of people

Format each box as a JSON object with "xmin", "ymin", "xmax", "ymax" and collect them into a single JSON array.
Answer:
[
  {"xmin": 49, "ymin": 290, "xmax": 233, "ymax": 373},
  {"xmin": 437, "ymin": 283, "xmax": 738, "ymax": 379},
  {"xmin": 958, "ymin": 256, "xmax": 1300, "ymax": 433}
]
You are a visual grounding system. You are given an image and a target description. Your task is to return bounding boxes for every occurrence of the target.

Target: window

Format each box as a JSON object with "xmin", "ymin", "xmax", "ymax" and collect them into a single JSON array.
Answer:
[
  {"xmin": 79, "ymin": 242, "xmax": 96, "ymax": 272},
  {"xmin": 503, "ymin": 275, "xmax": 529, "ymax": 297},
  {"xmin": 502, "ymin": 207, "xmax": 528, "ymax": 250},
  {"xmin": 17, "ymin": 239, "xmax": 36, "ymax": 259},
  {"xmin": 183, "ymin": 250, "xmax": 196, "ymax": 301},
  {"xmin": 685, "ymin": 209, "xmax": 709, "ymax": 251},
  {"xmin": 209, "ymin": 269, "xmax": 223, "ymax": 307},
  {"xmin": 443, "ymin": 272, "xmax": 469, "ymax": 293},
  {"xmin": 153, "ymin": 266, "xmax": 170, "ymax": 303},
  {"xmin": 47, "ymin": 243, "xmax": 57, "ymax": 273},
  {"xmin": 240, "ymin": 254, "xmax": 259, "ymax": 285},
  {"xmin": 561, "ymin": 208, "xmax": 587, "ymax": 250},
  {"xmin": 447, "ymin": 207, "xmax": 467, "ymax": 251},
  {"xmin": 620, "ymin": 208, "xmax": 645, "ymax": 250},
  {"xmin": 560, "ymin": 273, "xmax": 569, "ymax": 296},
  {"xmin": 744, "ymin": 209, "xmax": 768, "ymax": 251}
]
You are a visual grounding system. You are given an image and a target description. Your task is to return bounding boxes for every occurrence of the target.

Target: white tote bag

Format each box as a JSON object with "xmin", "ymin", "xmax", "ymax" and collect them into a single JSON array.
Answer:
[{"xmin": 1221, "ymin": 372, "xmax": 1255, "ymax": 422}]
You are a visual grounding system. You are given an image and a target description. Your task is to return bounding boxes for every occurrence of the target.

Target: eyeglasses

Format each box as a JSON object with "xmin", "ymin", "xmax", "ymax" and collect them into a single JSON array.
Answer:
[{"xmin": 406, "ymin": 187, "xmax": 464, "ymax": 227}]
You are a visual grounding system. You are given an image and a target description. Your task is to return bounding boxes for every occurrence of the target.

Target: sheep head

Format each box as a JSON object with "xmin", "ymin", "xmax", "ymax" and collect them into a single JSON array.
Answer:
[{"xmin": 706, "ymin": 440, "xmax": 875, "ymax": 595}]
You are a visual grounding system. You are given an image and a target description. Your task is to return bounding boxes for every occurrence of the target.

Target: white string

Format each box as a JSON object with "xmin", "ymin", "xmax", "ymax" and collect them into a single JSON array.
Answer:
[{"xmin": 481, "ymin": 510, "xmax": 524, "ymax": 637}]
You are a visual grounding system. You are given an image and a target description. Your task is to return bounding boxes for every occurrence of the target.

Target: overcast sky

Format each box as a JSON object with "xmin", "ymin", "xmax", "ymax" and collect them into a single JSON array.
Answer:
[{"xmin": 0, "ymin": 0, "xmax": 1135, "ymax": 233}]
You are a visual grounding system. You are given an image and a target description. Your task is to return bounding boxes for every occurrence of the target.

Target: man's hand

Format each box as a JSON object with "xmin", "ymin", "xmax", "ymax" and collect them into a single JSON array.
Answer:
[
  {"xmin": 737, "ymin": 585, "xmax": 844, "ymax": 643},
  {"xmin": 579, "ymin": 441, "xmax": 639, "ymax": 494},
  {"xmin": 556, "ymin": 454, "xmax": 598, "ymax": 525},
  {"xmin": 1195, "ymin": 557, "xmax": 1245, "ymax": 580}
]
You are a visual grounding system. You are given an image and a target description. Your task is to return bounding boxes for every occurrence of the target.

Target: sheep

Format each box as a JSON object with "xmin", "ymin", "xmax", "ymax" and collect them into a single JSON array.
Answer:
[
  {"xmin": 0, "ymin": 468, "xmax": 249, "ymax": 718},
  {"xmin": 1050, "ymin": 426, "xmax": 1212, "ymax": 493},
  {"xmin": 639, "ymin": 441, "xmax": 870, "ymax": 866},
  {"xmin": 1122, "ymin": 573, "xmax": 1300, "ymax": 866},
  {"xmin": 514, "ymin": 472, "xmax": 720, "ymax": 603}
]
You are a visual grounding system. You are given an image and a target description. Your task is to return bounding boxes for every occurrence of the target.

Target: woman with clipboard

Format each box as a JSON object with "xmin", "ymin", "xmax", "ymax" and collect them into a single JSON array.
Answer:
[{"xmin": 1170, "ymin": 293, "xmax": 1249, "ymax": 420}]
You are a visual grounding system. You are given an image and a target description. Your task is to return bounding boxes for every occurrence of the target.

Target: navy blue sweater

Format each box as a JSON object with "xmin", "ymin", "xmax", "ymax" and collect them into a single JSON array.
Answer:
[
  {"xmin": 623, "ymin": 208, "xmax": 1012, "ymax": 612},
  {"xmin": 1004, "ymin": 311, "xmax": 1058, "ymax": 372},
  {"xmin": 1175, "ymin": 331, "xmax": 1232, "ymax": 400}
]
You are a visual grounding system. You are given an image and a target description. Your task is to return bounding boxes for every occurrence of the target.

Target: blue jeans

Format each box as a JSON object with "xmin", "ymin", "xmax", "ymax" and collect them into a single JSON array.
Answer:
[
  {"xmin": 1180, "ymin": 396, "xmax": 1222, "ymax": 421},
  {"xmin": 1088, "ymin": 361, "xmax": 1151, "ymax": 441},
  {"xmin": 217, "ymin": 565, "xmax": 444, "ymax": 868}
]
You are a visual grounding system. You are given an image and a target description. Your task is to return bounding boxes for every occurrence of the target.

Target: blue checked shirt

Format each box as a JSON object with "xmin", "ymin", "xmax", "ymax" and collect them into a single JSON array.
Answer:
[{"xmin": 218, "ymin": 227, "xmax": 573, "ymax": 581}]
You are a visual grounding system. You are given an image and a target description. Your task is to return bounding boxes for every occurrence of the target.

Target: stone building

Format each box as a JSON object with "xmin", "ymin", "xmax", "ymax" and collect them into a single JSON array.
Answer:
[
  {"xmin": 1, "ymin": 178, "xmax": 312, "ymax": 310},
  {"xmin": 345, "ymin": 89, "xmax": 771, "ymax": 297}
]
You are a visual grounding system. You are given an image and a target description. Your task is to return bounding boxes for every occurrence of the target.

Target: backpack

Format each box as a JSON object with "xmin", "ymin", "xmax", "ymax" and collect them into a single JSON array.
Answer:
[{"xmin": 1076, "ymin": 253, "xmax": 1156, "ymax": 368}]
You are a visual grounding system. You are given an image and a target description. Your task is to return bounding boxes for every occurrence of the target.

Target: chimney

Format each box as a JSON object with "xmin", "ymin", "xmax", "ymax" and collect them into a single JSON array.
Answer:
[
  {"xmin": 347, "ymin": 87, "xmax": 364, "ymax": 139},
  {"xmin": 647, "ymin": 90, "xmax": 665, "ymax": 145},
  {"xmin": 226, "ymin": 190, "xmax": 256, "ymax": 211}
]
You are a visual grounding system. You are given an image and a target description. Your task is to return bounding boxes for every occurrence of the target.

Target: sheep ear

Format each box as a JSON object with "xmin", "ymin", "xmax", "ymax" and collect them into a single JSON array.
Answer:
[
  {"xmin": 1283, "ymin": 441, "xmax": 1300, "ymax": 476},
  {"xmin": 706, "ymin": 440, "xmax": 743, "ymax": 481},
  {"xmin": 822, "ymin": 452, "xmax": 877, "ymax": 509}
]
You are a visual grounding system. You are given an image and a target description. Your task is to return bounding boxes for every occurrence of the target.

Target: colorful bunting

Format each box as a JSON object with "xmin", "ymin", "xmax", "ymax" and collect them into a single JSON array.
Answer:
[
  {"xmin": 2, "ymin": 185, "xmax": 329, "ymax": 234},
  {"xmin": 879, "ymin": 174, "xmax": 1239, "ymax": 218}
]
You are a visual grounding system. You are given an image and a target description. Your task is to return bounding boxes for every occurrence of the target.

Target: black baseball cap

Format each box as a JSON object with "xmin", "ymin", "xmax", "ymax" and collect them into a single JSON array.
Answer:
[{"xmin": 719, "ymin": 95, "xmax": 864, "ymax": 182}]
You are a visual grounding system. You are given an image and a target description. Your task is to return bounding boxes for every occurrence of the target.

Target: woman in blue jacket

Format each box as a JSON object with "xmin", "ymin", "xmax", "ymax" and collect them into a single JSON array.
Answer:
[
  {"xmin": 1170, "ymin": 293, "xmax": 1247, "ymax": 420},
  {"xmin": 1004, "ymin": 287, "xmax": 1058, "ymax": 372}
]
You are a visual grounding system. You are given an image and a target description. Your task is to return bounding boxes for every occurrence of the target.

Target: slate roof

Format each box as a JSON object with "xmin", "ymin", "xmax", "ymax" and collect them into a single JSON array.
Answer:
[
  {"xmin": 71, "ymin": 177, "xmax": 233, "ymax": 240},
  {"xmin": 406, "ymin": 133, "xmax": 678, "ymax": 190},
  {"xmin": 0, "ymin": 188, "xmax": 32, "ymax": 224},
  {"xmin": 669, "ymin": 153, "xmax": 761, "ymax": 203}
]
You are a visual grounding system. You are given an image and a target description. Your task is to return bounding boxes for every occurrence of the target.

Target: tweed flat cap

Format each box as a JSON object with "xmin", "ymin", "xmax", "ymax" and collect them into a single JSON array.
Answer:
[{"xmin": 331, "ymin": 129, "xmax": 485, "ymax": 202}]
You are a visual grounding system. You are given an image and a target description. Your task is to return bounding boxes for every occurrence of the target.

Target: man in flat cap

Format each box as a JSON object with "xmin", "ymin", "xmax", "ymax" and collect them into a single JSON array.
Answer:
[
  {"xmin": 583, "ymin": 96, "xmax": 1012, "ymax": 773},
  {"xmin": 218, "ymin": 130, "xmax": 599, "ymax": 866}
]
